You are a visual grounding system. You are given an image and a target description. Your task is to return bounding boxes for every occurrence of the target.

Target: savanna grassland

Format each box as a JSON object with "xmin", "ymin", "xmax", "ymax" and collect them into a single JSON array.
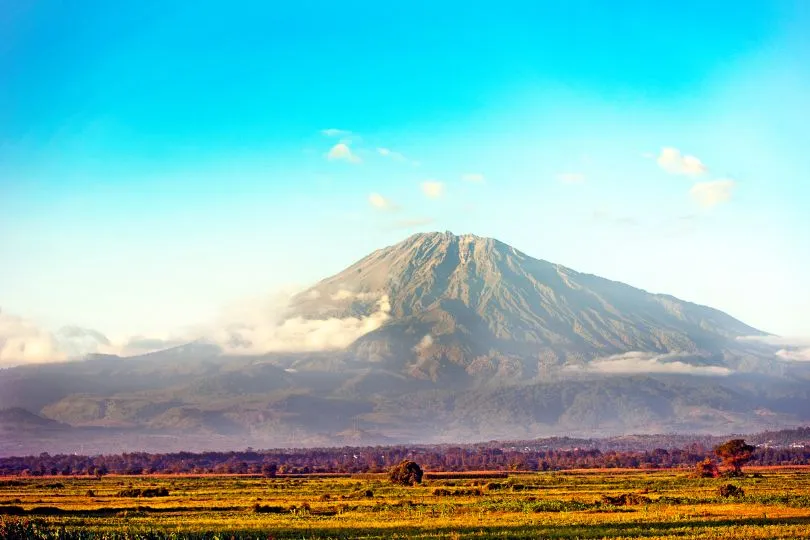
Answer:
[{"xmin": 2, "ymin": 468, "xmax": 810, "ymax": 539}]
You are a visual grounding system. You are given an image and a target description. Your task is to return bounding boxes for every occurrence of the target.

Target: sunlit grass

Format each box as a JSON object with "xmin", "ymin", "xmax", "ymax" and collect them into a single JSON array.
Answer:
[{"xmin": 2, "ymin": 468, "xmax": 810, "ymax": 538}]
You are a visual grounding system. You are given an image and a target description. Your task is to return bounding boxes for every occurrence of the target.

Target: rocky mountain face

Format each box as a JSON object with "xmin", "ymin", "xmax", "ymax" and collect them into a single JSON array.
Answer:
[
  {"xmin": 287, "ymin": 231, "xmax": 766, "ymax": 381},
  {"xmin": 1, "ymin": 232, "xmax": 806, "ymax": 455}
]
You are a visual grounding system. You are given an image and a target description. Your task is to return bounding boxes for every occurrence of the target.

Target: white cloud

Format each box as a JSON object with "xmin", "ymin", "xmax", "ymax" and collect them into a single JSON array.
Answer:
[
  {"xmin": 565, "ymin": 351, "xmax": 731, "ymax": 376},
  {"xmin": 0, "ymin": 310, "xmax": 67, "ymax": 365},
  {"xmin": 213, "ymin": 295, "xmax": 391, "ymax": 354},
  {"xmin": 737, "ymin": 335, "xmax": 810, "ymax": 347},
  {"xmin": 690, "ymin": 179, "xmax": 735, "ymax": 208},
  {"xmin": 776, "ymin": 348, "xmax": 810, "ymax": 362},
  {"xmin": 377, "ymin": 147, "xmax": 420, "ymax": 166},
  {"xmin": 368, "ymin": 193, "xmax": 398, "ymax": 211},
  {"xmin": 377, "ymin": 147, "xmax": 405, "ymax": 161},
  {"xmin": 0, "ymin": 310, "xmax": 182, "ymax": 365},
  {"xmin": 327, "ymin": 142, "xmax": 361, "ymax": 164},
  {"xmin": 329, "ymin": 289, "xmax": 379, "ymax": 302},
  {"xmin": 462, "ymin": 173, "xmax": 485, "ymax": 183},
  {"xmin": 557, "ymin": 172, "xmax": 586, "ymax": 184},
  {"xmin": 421, "ymin": 180, "xmax": 444, "ymax": 199},
  {"xmin": 413, "ymin": 334, "xmax": 434, "ymax": 353},
  {"xmin": 738, "ymin": 335, "xmax": 810, "ymax": 362},
  {"xmin": 656, "ymin": 147, "xmax": 707, "ymax": 176},
  {"xmin": 321, "ymin": 128, "xmax": 351, "ymax": 138}
]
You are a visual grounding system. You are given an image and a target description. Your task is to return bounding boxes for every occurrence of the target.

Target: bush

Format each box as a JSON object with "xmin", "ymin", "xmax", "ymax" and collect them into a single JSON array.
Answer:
[
  {"xmin": 432, "ymin": 487, "xmax": 482, "ymax": 497},
  {"xmin": 117, "ymin": 487, "xmax": 169, "ymax": 498},
  {"xmin": 252, "ymin": 503, "xmax": 287, "ymax": 513},
  {"xmin": 389, "ymin": 460, "xmax": 423, "ymax": 486},
  {"xmin": 602, "ymin": 493, "xmax": 650, "ymax": 506},
  {"xmin": 718, "ymin": 484, "xmax": 745, "ymax": 498},
  {"xmin": 694, "ymin": 458, "xmax": 719, "ymax": 478}
]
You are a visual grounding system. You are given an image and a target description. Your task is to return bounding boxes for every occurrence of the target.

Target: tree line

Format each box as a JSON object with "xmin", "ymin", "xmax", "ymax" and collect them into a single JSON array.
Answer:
[{"xmin": 0, "ymin": 442, "xmax": 807, "ymax": 476}]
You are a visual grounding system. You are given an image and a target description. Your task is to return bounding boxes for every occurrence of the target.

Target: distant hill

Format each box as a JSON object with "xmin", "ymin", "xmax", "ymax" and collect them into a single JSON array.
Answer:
[{"xmin": 1, "ymin": 232, "xmax": 807, "ymax": 455}]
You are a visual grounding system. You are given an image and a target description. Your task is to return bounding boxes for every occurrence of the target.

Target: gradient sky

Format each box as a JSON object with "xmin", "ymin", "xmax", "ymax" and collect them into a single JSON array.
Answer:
[{"xmin": 1, "ymin": 0, "xmax": 809, "ymax": 345}]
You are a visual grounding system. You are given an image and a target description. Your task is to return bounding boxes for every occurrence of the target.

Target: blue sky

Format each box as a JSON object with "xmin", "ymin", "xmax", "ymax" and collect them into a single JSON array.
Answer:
[{"xmin": 1, "ymin": 0, "xmax": 809, "ymax": 353}]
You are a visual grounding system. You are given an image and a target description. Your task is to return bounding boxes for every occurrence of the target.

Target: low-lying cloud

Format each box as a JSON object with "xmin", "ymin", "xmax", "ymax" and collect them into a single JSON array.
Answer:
[
  {"xmin": 0, "ymin": 310, "xmax": 188, "ymax": 366},
  {"xmin": 566, "ymin": 351, "xmax": 731, "ymax": 376},
  {"xmin": 738, "ymin": 335, "xmax": 810, "ymax": 362},
  {"xmin": 214, "ymin": 294, "xmax": 391, "ymax": 354},
  {"xmin": 0, "ymin": 310, "xmax": 68, "ymax": 365}
]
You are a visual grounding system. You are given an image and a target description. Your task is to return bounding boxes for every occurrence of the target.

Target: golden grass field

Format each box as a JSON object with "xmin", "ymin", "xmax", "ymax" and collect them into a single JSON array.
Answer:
[{"xmin": 2, "ymin": 468, "xmax": 810, "ymax": 538}]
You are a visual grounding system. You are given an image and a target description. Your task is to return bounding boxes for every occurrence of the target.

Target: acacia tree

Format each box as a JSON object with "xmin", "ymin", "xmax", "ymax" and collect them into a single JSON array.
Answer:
[
  {"xmin": 389, "ymin": 459, "xmax": 423, "ymax": 486},
  {"xmin": 714, "ymin": 439, "xmax": 755, "ymax": 476}
]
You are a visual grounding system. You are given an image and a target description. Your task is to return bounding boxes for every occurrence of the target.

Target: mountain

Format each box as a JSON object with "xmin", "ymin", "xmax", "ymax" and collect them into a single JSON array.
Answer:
[
  {"xmin": 285, "ymin": 231, "xmax": 767, "ymax": 381},
  {"xmin": 1, "ymin": 231, "xmax": 807, "ymax": 455}
]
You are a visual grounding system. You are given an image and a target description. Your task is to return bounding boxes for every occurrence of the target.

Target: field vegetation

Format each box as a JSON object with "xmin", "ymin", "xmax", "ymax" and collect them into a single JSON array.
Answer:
[{"xmin": 2, "ymin": 467, "xmax": 810, "ymax": 539}]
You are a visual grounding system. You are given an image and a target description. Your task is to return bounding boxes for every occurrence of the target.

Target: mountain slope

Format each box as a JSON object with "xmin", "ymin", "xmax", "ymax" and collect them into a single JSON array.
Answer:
[{"xmin": 288, "ymin": 231, "xmax": 766, "ymax": 380}]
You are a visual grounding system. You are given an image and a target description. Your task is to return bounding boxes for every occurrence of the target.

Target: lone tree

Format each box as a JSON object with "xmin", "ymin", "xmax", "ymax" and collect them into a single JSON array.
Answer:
[
  {"xmin": 714, "ymin": 439, "xmax": 755, "ymax": 476},
  {"xmin": 389, "ymin": 460, "xmax": 423, "ymax": 486}
]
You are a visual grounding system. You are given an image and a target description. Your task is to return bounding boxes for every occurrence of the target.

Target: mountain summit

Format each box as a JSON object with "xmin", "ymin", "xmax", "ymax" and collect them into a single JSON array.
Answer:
[{"xmin": 287, "ymin": 231, "xmax": 764, "ymax": 381}]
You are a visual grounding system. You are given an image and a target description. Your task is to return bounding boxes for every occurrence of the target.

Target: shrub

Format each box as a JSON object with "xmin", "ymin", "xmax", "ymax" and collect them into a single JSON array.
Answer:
[
  {"xmin": 694, "ymin": 458, "xmax": 719, "ymax": 478},
  {"xmin": 718, "ymin": 484, "xmax": 745, "ymax": 498},
  {"xmin": 602, "ymin": 493, "xmax": 650, "ymax": 506},
  {"xmin": 117, "ymin": 487, "xmax": 169, "ymax": 498},
  {"xmin": 252, "ymin": 503, "xmax": 287, "ymax": 513},
  {"xmin": 389, "ymin": 460, "xmax": 423, "ymax": 486}
]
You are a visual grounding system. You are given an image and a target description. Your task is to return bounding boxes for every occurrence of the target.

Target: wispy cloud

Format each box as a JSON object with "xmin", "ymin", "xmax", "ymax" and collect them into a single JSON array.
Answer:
[
  {"xmin": 690, "ymin": 179, "xmax": 735, "ymax": 208},
  {"xmin": 368, "ymin": 193, "xmax": 398, "ymax": 211},
  {"xmin": 377, "ymin": 147, "xmax": 420, "ymax": 166},
  {"xmin": 590, "ymin": 209, "xmax": 638, "ymax": 227},
  {"xmin": 656, "ymin": 147, "xmax": 707, "ymax": 176},
  {"xmin": 738, "ymin": 335, "xmax": 810, "ymax": 362},
  {"xmin": 321, "ymin": 128, "xmax": 351, "ymax": 138},
  {"xmin": 462, "ymin": 173, "xmax": 485, "ymax": 183},
  {"xmin": 327, "ymin": 142, "xmax": 361, "ymax": 164},
  {"xmin": 565, "ymin": 351, "xmax": 731, "ymax": 376},
  {"xmin": 329, "ymin": 289, "xmax": 380, "ymax": 302},
  {"xmin": 377, "ymin": 147, "xmax": 404, "ymax": 160},
  {"xmin": 557, "ymin": 172, "xmax": 586, "ymax": 184},
  {"xmin": 421, "ymin": 180, "xmax": 444, "ymax": 199}
]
